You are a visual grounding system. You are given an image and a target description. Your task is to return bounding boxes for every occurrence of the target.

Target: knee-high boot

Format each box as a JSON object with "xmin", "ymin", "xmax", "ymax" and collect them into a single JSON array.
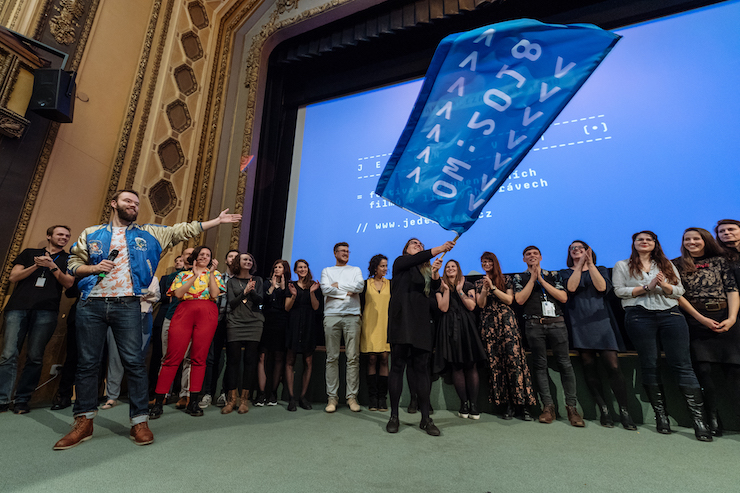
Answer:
[
  {"xmin": 679, "ymin": 386, "xmax": 712, "ymax": 442},
  {"xmin": 643, "ymin": 384, "xmax": 671, "ymax": 434},
  {"xmin": 367, "ymin": 374, "xmax": 379, "ymax": 411},
  {"xmin": 377, "ymin": 376, "xmax": 388, "ymax": 411}
]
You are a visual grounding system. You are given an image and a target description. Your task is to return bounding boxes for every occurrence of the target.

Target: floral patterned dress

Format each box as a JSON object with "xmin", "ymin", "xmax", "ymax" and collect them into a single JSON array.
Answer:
[{"xmin": 475, "ymin": 276, "xmax": 536, "ymax": 406}]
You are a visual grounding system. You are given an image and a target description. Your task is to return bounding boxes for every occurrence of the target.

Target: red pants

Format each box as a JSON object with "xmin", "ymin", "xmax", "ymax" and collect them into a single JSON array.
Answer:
[{"xmin": 155, "ymin": 300, "xmax": 218, "ymax": 394}]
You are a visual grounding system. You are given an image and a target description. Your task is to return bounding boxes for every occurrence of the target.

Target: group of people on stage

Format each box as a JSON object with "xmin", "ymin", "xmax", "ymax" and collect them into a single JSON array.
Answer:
[{"xmin": 1, "ymin": 188, "xmax": 738, "ymax": 447}]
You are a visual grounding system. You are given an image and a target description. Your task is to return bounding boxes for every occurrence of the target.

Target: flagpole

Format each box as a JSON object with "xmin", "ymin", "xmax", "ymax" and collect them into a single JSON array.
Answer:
[{"xmin": 438, "ymin": 233, "xmax": 460, "ymax": 262}]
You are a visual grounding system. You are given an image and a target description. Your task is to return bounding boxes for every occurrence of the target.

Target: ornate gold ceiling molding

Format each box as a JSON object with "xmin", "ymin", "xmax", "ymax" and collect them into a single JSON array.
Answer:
[
  {"xmin": 125, "ymin": 0, "xmax": 175, "ymax": 190},
  {"xmin": 99, "ymin": 0, "xmax": 166, "ymax": 224},
  {"xmin": 192, "ymin": 0, "xmax": 355, "ymax": 249}
]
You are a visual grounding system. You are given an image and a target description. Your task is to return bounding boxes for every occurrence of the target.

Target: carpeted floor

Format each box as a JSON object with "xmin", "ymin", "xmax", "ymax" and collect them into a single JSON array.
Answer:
[{"xmin": 0, "ymin": 398, "xmax": 737, "ymax": 493}]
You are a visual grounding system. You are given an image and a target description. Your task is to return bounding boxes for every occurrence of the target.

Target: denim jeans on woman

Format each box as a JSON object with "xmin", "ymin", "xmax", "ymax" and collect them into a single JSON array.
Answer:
[{"xmin": 624, "ymin": 306, "xmax": 700, "ymax": 387}]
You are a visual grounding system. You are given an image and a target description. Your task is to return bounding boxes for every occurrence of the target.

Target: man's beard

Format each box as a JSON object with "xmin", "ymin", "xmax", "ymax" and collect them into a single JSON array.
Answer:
[{"xmin": 115, "ymin": 204, "xmax": 138, "ymax": 222}]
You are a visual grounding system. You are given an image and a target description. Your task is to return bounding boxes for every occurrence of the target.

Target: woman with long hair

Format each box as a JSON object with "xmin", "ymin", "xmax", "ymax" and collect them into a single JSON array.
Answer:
[
  {"xmin": 673, "ymin": 228, "xmax": 739, "ymax": 436},
  {"xmin": 255, "ymin": 259, "xmax": 291, "ymax": 407},
  {"xmin": 434, "ymin": 259, "xmax": 486, "ymax": 420},
  {"xmin": 360, "ymin": 254, "xmax": 390, "ymax": 411},
  {"xmin": 561, "ymin": 241, "xmax": 636, "ymax": 430},
  {"xmin": 612, "ymin": 231, "xmax": 711, "ymax": 441},
  {"xmin": 476, "ymin": 252, "xmax": 536, "ymax": 420},
  {"xmin": 150, "ymin": 246, "xmax": 224, "ymax": 418},
  {"xmin": 221, "ymin": 253, "xmax": 264, "ymax": 415},
  {"xmin": 385, "ymin": 238, "xmax": 455, "ymax": 436},
  {"xmin": 284, "ymin": 259, "xmax": 322, "ymax": 412}
]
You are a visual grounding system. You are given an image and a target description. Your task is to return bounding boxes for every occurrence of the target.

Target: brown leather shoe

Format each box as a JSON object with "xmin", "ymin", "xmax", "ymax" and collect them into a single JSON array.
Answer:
[
  {"xmin": 238, "ymin": 390, "xmax": 249, "ymax": 414},
  {"xmin": 538, "ymin": 404, "xmax": 556, "ymax": 424},
  {"xmin": 53, "ymin": 416, "xmax": 93, "ymax": 450},
  {"xmin": 130, "ymin": 422, "xmax": 154, "ymax": 446},
  {"xmin": 566, "ymin": 405, "xmax": 585, "ymax": 427},
  {"xmin": 175, "ymin": 396, "xmax": 189, "ymax": 409}
]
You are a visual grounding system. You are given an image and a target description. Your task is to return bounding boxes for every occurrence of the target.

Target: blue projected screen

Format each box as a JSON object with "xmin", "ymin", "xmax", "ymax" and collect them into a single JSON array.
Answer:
[{"xmin": 286, "ymin": 0, "xmax": 740, "ymax": 276}]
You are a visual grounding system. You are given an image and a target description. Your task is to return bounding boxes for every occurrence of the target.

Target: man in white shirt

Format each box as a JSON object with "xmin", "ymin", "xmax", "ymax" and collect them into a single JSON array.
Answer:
[{"xmin": 320, "ymin": 242, "xmax": 365, "ymax": 412}]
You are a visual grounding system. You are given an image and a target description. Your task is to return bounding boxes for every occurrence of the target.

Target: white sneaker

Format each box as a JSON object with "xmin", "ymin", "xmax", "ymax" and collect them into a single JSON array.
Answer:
[
  {"xmin": 199, "ymin": 394, "xmax": 212, "ymax": 409},
  {"xmin": 215, "ymin": 393, "xmax": 227, "ymax": 408}
]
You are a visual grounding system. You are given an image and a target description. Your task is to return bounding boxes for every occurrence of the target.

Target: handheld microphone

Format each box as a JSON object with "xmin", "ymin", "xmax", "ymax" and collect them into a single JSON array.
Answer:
[{"xmin": 95, "ymin": 249, "xmax": 119, "ymax": 285}]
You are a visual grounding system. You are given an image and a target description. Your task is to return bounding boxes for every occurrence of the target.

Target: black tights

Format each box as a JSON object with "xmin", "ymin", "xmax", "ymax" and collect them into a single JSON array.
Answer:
[
  {"xmin": 224, "ymin": 340, "xmax": 260, "ymax": 392},
  {"xmin": 451, "ymin": 362, "xmax": 479, "ymax": 404},
  {"xmin": 694, "ymin": 362, "xmax": 740, "ymax": 416},
  {"xmin": 389, "ymin": 344, "xmax": 431, "ymax": 419},
  {"xmin": 580, "ymin": 350, "xmax": 629, "ymax": 410}
]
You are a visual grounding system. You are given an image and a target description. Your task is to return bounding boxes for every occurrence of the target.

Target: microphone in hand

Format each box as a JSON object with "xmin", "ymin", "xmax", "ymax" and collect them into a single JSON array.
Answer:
[{"xmin": 96, "ymin": 249, "xmax": 119, "ymax": 285}]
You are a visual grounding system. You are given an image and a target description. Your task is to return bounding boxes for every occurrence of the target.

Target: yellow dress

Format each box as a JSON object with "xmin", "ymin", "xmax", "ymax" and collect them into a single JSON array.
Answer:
[{"xmin": 360, "ymin": 278, "xmax": 391, "ymax": 353}]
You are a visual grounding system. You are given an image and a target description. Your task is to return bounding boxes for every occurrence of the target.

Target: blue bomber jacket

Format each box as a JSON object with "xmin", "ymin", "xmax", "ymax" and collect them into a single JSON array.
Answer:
[{"xmin": 68, "ymin": 221, "xmax": 203, "ymax": 300}]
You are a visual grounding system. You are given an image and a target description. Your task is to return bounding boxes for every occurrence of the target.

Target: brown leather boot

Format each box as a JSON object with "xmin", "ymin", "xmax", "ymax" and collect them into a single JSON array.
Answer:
[
  {"xmin": 566, "ymin": 405, "xmax": 585, "ymax": 427},
  {"xmin": 221, "ymin": 390, "xmax": 237, "ymax": 414},
  {"xmin": 538, "ymin": 404, "xmax": 556, "ymax": 424},
  {"xmin": 53, "ymin": 416, "xmax": 94, "ymax": 450},
  {"xmin": 238, "ymin": 390, "xmax": 250, "ymax": 414},
  {"xmin": 129, "ymin": 422, "xmax": 154, "ymax": 445}
]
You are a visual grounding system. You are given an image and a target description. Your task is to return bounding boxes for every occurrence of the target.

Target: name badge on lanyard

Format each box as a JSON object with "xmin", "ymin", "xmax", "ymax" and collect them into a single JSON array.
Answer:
[
  {"xmin": 35, "ymin": 275, "xmax": 47, "ymax": 288},
  {"xmin": 542, "ymin": 300, "xmax": 556, "ymax": 317}
]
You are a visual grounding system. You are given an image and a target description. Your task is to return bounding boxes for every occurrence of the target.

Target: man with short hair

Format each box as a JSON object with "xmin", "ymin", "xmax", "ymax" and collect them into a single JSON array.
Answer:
[
  {"xmin": 513, "ymin": 246, "xmax": 584, "ymax": 427},
  {"xmin": 320, "ymin": 242, "xmax": 365, "ymax": 412},
  {"xmin": 53, "ymin": 190, "xmax": 240, "ymax": 449},
  {"xmin": 0, "ymin": 226, "xmax": 75, "ymax": 414}
]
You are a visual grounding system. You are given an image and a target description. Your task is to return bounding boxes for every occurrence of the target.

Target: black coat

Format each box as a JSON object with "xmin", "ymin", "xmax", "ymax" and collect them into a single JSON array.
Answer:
[{"xmin": 387, "ymin": 249, "xmax": 439, "ymax": 352}]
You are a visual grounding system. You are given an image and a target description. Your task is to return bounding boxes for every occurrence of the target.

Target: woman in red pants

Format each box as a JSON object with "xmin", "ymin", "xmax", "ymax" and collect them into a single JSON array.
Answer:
[{"xmin": 150, "ymin": 246, "xmax": 225, "ymax": 417}]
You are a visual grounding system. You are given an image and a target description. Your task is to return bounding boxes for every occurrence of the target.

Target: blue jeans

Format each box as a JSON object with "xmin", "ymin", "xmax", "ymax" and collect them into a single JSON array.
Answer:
[
  {"xmin": 624, "ymin": 306, "xmax": 699, "ymax": 387},
  {"xmin": 0, "ymin": 310, "xmax": 58, "ymax": 404},
  {"xmin": 74, "ymin": 297, "xmax": 149, "ymax": 423},
  {"xmin": 105, "ymin": 312, "xmax": 153, "ymax": 400},
  {"xmin": 524, "ymin": 320, "xmax": 578, "ymax": 407}
]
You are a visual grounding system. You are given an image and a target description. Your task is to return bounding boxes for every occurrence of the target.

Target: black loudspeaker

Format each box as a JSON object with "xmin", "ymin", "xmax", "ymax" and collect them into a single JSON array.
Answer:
[{"xmin": 28, "ymin": 68, "xmax": 76, "ymax": 123}]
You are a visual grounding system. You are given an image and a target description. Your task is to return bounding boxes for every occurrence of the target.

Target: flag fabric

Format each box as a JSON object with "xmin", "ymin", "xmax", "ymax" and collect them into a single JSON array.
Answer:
[
  {"xmin": 375, "ymin": 19, "xmax": 621, "ymax": 234},
  {"xmin": 240, "ymin": 155, "xmax": 254, "ymax": 173}
]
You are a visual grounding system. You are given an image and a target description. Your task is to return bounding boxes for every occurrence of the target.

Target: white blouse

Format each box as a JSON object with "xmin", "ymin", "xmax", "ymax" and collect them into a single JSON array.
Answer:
[{"xmin": 612, "ymin": 260, "xmax": 685, "ymax": 310}]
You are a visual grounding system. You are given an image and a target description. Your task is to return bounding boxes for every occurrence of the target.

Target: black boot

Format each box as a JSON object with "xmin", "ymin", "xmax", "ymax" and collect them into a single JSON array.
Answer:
[
  {"xmin": 599, "ymin": 405, "xmax": 615, "ymax": 428},
  {"xmin": 149, "ymin": 393, "xmax": 165, "ymax": 419},
  {"xmin": 706, "ymin": 409, "xmax": 723, "ymax": 437},
  {"xmin": 643, "ymin": 384, "xmax": 671, "ymax": 434},
  {"xmin": 679, "ymin": 386, "xmax": 712, "ymax": 442},
  {"xmin": 377, "ymin": 376, "xmax": 388, "ymax": 411},
  {"xmin": 368, "ymin": 374, "xmax": 379, "ymax": 411},
  {"xmin": 702, "ymin": 390, "xmax": 722, "ymax": 437},
  {"xmin": 619, "ymin": 407, "xmax": 637, "ymax": 431},
  {"xmin": 186, "ymin": 393, "xmax": 204, "ymax": 417},
  {"xmin": 502, "ymin": 402, "xmax": 514, "ymax": 420}
]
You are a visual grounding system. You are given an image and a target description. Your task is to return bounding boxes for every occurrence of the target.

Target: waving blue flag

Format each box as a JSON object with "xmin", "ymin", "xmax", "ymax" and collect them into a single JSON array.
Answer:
[{"xmin": 375, "ymin": 19, "xmax": 620, "ymax": 234}]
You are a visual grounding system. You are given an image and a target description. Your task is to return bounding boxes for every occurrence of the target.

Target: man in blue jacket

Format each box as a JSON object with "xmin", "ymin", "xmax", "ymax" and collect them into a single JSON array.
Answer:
[{"xmin": 53, "ymin": 190, "xmax": 241, "ymax": 450}]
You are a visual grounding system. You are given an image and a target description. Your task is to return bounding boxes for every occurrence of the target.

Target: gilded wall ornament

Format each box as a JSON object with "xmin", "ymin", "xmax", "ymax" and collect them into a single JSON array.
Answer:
[{"xmin": 49, "ymin": 0, "xmax": 86, "ymax": 46}]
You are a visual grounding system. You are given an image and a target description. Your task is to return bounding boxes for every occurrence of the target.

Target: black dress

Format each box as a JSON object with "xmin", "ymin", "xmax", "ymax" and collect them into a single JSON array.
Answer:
[
  {"xmin": 286, "ymin": 284, "xmax": 323, "ymax": 354},
  {"xmin": 260, "ymin": 285, "xmax": 288, "ymax": 352},
  {"xmin": 433, "ymin": 281, "xmax": 486, "ymax": 373},
  {"xmin": 387, "ymin": 250, "xmax": 439, "ymax": 352},
  {"xmin": 560, "ymin": 267, "xmax": 625, "ymax": 351}
]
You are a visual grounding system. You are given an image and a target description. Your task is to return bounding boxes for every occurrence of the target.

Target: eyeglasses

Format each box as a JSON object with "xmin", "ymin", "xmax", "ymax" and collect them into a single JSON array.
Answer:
[{"xmin": 569, "ymin": 245, "xmax": 585, "ymax": 252}]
